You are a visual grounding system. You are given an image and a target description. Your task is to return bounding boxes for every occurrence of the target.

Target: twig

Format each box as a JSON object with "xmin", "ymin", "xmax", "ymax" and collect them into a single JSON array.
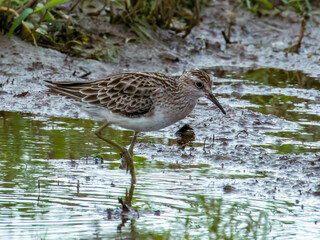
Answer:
[
  {"xmin": 222, "ymin": 10, "xmax": 236, "ymax": 44},
  {"xmin": 17, "ymin": 0, "xmax": 37, "ymax": 14},
  {"xmin": 222, "ymin": 30, "xmax": 230, "ymax": 44},
  {"xmin": 296, "ymin": 18, "xmax": 306, "ymax": 52},
  {"xmin": 77, "ymin": 180, "xmax": 80, "ymax": 195},
  {"xmin": 203, "ymin": 137, "xmax": 207, "ymax": 152},
  {"xmin": 235, "ymin": 129, "xmax": 249, "ymax": 138},
  {"xmin": 70, "ymin": 0, "xmax": 81, "ymax": 13},
  {"xmin": 285, "ymin": 18, "xmax": 306, "ymax": 54},
  {"xmin": 37, "ymin": 179, "xmax": 41, "ymax": 202},
  {"xmin": 212, "ymin": 134, "xmax": 215, "ymax": 146}
]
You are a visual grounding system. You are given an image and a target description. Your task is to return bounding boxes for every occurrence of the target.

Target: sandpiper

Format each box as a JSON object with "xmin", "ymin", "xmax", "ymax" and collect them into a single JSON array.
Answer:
[{"xmin": 45, "ymin": 69, "xmax": 226, "ymax": 184}]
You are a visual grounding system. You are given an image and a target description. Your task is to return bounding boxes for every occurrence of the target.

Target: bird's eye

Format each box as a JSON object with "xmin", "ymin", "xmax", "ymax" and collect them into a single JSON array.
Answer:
[{"xmin": 195, "ymin": 81, "xmax": 203, "ymax": 89}]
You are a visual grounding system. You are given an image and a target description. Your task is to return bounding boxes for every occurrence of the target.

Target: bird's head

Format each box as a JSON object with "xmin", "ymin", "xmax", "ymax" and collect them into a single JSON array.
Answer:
[{"xmin": 179, "ymin": 69, "xmax": 226, "ymax": 114}]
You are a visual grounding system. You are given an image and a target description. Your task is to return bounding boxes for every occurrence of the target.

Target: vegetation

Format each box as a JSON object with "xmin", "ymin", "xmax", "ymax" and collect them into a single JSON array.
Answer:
[
  {"xmin": 0, "ymin": 0, "xmax": 205, "ymax": 60},
  {"xmin": 235, "ymin": 0, "xmax": 315, "ymax": 53},
  {"xmin": 0, "ymin": 0, "xmax": 317, "ymax": 59},
  {"xmin": 194, "ymin": 195, "xmax": 270, "ymax": 240},
  {"xmin": 242, "ymin": 0, "xmax": 313, "ymax": 18}
]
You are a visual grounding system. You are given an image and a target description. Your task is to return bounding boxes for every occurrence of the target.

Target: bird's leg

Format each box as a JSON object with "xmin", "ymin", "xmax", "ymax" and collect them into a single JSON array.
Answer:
[
  {"xmin": 119, "ymin": 149, "xmax": 136, "ymax": 185},
  {"xmin": 120, "ymin": 131, "xmax": 138, "ymax": 185},
  {"xmin": 95, "ymin": 122, "xmax": 124, "ymax": 151},
  {"xmin": 95, "ymin": 122, "xmax": 136, "ymax": 185},
  {"xmin": 128, "ymin": 131, "xmax": 139, "ymax": 156},
  {"xmin": 120, "ymin": 131, "xmax": 138, "ymax": 169},
  {"xmin": 125, "ymin": 131, "xmax": 138, "ymax": 185},
  {"xmin": 125, "ymin": 181, "xmax": 135, "ymax": 207}
]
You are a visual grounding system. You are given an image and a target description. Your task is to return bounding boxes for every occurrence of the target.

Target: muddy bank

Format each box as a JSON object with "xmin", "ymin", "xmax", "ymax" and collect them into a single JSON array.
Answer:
[
  {"xmin": 1, "ymin": 2, "xmax": 320, "ymax": 80},
  {"xmin": 0, "ymin": 1, "xmax": 320, "ymax": 239}
]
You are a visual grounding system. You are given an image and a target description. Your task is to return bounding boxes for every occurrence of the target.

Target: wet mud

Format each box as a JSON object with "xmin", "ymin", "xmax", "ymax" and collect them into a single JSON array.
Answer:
[{"xmin": 0, "ymin": 1, "xmax": 320, "ymax": 239}]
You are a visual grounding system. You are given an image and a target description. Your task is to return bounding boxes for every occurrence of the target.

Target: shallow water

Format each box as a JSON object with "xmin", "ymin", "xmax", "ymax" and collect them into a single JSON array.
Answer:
[
  {"xmin": 0, "ymin": 68, "xmax": 320, "ymax": 239},
  {"xmin": 212, "ymin": 67, "xmax": 320, "ymax": 154}
]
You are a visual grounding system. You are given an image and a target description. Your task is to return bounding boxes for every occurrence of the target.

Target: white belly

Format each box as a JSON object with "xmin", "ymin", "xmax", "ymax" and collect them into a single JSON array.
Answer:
[
  {"xmin": 115, "ymin": 111, "xmax": 183, "ymax": 132},
  {"xmin": 80, "ymin": 102, "xmax": 196, "ymax": 132}
]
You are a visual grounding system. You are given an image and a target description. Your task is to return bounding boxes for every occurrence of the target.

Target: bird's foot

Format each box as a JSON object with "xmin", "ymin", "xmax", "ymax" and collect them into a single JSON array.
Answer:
[
  {"xmin": 119, "ymin": 148, "xmax": 131, "ymax": 172},
  {"xmin": 119, "ymin": 148, "xmax": 136, "ymax": 185}
]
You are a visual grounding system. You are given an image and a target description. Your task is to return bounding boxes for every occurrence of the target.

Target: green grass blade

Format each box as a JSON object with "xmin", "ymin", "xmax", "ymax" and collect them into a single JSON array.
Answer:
[
  {"xmin": 256, "ymin": 0, "xmax": 274, "ymax": 9},
  {"xmin": 8, "ymin": 8, "xmax": 33, "ymax": 36},
  {"xmin": 45, "ymin": 0, "xmax": 68, "ymax": 9},
  {"xmin": 246, "ymin": 0, "xmax": 252, "ymax": 9}
]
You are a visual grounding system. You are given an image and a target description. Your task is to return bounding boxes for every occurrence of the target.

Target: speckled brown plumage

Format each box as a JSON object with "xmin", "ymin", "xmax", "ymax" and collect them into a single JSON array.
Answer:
[{"xmin": 45, "ymin": 69, "xmax": 225, "ymax": 131}]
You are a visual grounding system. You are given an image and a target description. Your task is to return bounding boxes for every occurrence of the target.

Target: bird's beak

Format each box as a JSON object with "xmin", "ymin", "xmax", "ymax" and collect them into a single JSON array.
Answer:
[{"xmin": 207, "ymin": 93, "xmax": 226, "ymax": 114}]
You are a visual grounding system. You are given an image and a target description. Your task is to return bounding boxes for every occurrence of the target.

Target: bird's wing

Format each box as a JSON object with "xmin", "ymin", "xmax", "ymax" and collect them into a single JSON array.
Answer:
[{"xmin": 45, "ymin": 72, "xmax": 169, "ymax": 117}]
